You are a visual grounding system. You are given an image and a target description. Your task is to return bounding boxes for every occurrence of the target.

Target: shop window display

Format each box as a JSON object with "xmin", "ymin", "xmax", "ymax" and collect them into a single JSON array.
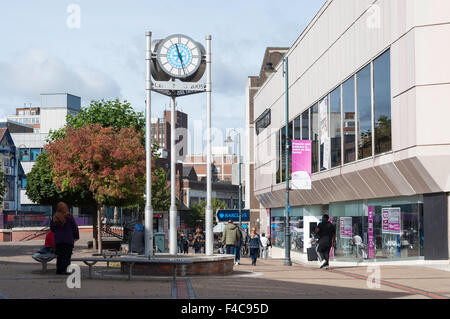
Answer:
[
  {"xmin": 332, "ymin": 199, "xmax": 423, "ymax": 261},
  {"xmin": 270, "ymin": 209, "xmax": 304, "ymax": 253}
]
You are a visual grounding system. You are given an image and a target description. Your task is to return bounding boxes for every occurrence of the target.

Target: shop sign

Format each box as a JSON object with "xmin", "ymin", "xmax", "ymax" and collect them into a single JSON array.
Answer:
[
  {"xmin": 216, "ymin": 209, "xmax": 250, "ymax": 222},
  {"xmin": 382, "ymin": 207, "xmax": 401, "ymax": 235},
  {"xmin": 291, "ymin": 140, "xmax": 312, "ymax": 190},
  {"xmin": 339, "ymin": 217, "xmax": 353, "ymax": 239},
  {"xmin": 368, "ymin": 206, "xmax": 374, "ymax": 259}
]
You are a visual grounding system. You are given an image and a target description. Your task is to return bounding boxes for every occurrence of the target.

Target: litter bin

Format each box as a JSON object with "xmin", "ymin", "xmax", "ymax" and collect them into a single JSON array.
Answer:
[{"xmin": 154, "ymin": 232, "xmax": 165, "ymax": 253}]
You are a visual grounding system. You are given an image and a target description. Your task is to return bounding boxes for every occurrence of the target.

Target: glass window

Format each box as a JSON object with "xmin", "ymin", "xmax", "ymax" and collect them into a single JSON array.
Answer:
[
  {"xmin": 374, "ymin": 49, "xmax": 392, "ymax": 155},
  {"xmin": 310, "ymin": 104, "xmax": 319, "ymax": 173},
  {"xmin": 343, "ymin": 76, "xmax": 356, "ymax": 164},
  {"xmin": 357, "ymin": 64, "xmax": 373, "ymax": 159},
  {"xmin": 20, "ymin": 149, "xmax": 30, "ymax": 162},
  {"xmin": 330, "ymin": 86, "xmax": 342, "ymax": 168},
  {"xmin": 301, "ymin": 110, "xmax": 309, "ymax": 140},
  {"xmin": 290, "ymin": 216, "xmax": 304, "ymax": 253},
  {"xmin": 21, "ymin": 177, "xmax": 27, "ymax": 189},
  {"xmin": 319, "ymin": 97, "xmax": 329, "ymax": 172},
  {"xmin": 276, "ymin": 131, "xmax": 281, "ymax": 184},
  {"xmin": 294, "ymin": 116, "xmax": 301, "ymax": 140},
  {"xmin": 30, "ymin": 148, "xmax": 41, "ymax": 161}
]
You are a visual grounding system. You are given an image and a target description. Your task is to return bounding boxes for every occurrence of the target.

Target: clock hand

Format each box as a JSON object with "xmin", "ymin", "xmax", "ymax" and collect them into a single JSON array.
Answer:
[{"xmin": 175, "ymin": 44, "xmax": 186, "ymax": 76}]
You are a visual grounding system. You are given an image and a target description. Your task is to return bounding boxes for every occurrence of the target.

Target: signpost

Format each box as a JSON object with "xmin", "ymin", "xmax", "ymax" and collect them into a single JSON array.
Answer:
[{"xmin": 216, "ymin": 209, "xmax": 250, "ymax": 223}]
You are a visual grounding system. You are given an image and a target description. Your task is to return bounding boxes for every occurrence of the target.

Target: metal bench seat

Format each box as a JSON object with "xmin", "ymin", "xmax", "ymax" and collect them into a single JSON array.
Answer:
[
  {"xmin": 71, "ymin": 256, "xmax": 193, "ymax": 280},
  {"xmin": 32, "ymin": 253, "xmax": 57, "ymax": 272}
]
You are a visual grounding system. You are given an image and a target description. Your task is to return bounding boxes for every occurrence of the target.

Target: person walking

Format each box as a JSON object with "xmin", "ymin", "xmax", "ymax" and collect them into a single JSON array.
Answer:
[
  {"xmin": 222, "ymin": 220, "xmax": 241, "ymax": 262},
  {"xmin": 315, "ymin": 214, "xmax": 336, "ymax": 270},
  {"xmin": 50, "ymin": 202, "xmax": 79, "ymax": 275},
  {"xmin": 193, "ymin": 237, "xmax": 202, "ymax": 254},
  {"xmin": 249, "ymin": 229, "xmax": 263, "ymax": 266},
  {"xmin": 234, "ymin": 226, "xmax": 246, "ymax": 265},
  {"xmin": 182, "ymin": 235, "xmax": 189, "ymax": 254},
  {"xmin": 260, "ymin": 233, "xmax": 270, "ymax": 260}
]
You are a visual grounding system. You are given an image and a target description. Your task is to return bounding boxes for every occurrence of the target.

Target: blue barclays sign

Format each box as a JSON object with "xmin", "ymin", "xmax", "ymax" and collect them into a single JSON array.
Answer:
[{"xmin": 216, "ymin": 209, "xmax": 250, "ymax": 222}]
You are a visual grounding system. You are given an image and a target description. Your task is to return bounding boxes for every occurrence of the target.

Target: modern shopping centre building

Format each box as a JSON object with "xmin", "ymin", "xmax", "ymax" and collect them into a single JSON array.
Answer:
[{"xmin": 249, "ymin": 0, "xmax": 450, "ymax": 262}]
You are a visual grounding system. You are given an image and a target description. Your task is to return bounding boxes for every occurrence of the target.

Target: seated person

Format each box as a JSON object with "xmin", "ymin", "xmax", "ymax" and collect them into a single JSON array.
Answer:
[{"xmin": 38, "ymin": 231, "xmax": 56, "ymax": 254}]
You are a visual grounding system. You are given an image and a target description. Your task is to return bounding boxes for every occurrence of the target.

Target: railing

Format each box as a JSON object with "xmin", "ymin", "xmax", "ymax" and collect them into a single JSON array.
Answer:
[
  {"xmin": 19, "ymin": 225, "xmax": 50, "ymax": 242},
  {"xmin": 101, "ymin": 223, "xmax": 126, "ymax": 241}
]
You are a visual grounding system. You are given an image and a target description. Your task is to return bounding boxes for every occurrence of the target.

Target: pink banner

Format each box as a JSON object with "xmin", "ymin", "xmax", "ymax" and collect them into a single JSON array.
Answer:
[
  {"xmin": 368, "ymin": 206, "xmax": 374, "ymax": 259},
  {"xmin": 330, "ymin": 216, "xmax": 334, "ymax": 260},
  {"xmin": 291, "ymin": 140, "xmax": 312, "ymax": 190}
]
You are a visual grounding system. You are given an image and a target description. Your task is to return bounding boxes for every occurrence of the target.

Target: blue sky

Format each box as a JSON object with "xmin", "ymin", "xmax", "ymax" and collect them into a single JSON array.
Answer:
[{"xmin": 0, "ymin": 0, "xmax": 325, "ymax": 153}]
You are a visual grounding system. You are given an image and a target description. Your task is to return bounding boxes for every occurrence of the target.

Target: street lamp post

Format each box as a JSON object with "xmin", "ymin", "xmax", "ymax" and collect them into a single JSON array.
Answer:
[
  {"xmin": 226, "ymin": 130, "xmax": 242, "ymax": 227},
  {"xmin": 264, "ymin": 53, "xmax": 292, "ymax": 266}
]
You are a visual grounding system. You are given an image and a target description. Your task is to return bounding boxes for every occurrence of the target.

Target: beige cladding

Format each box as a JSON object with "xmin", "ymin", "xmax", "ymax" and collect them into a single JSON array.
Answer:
[{"xmin": 252, "ymin": 0, "xmax": 450, "ymax": 208}]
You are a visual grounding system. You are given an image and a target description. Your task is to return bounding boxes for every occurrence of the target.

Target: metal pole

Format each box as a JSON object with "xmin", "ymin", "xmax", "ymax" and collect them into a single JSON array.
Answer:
[
  {"xmin": 238, "ymin": 133, "xmax": 242, "ymax": 228},
  {"xmin": 145, "ymin": 31, "xmax": 154, "ymax": 258},
  {"xmin": 169, "ymin": 95, "xmax": 178, "ymax": 255},
  {"xmin": 205, "ymin": 35, "xmax": 213, "ymax": 255},
  {"xmin": 284, "ymin": 57, "xmax": 292, "ymax": 266},
  {"xmin": 15, "ymin": 147, "xmax": 19, "ymax": 219}
]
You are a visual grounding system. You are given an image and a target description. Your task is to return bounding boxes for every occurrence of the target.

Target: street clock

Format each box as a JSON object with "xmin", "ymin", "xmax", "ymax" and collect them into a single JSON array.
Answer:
[{"xmin": 151, "ymin": 34, "xmax": 206, "ymax": 82}]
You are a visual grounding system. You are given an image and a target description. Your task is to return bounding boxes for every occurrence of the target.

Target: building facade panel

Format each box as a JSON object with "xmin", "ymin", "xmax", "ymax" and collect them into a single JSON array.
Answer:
[{"xmin": 250, "ymin": 0, "xmax": 450, "ymax": 262}]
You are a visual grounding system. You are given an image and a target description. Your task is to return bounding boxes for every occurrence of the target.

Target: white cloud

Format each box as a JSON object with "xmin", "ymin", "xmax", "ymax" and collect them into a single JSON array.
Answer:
[{"xmin": 0, "ymin": 48, "xmax": 121, "ymax": 105}]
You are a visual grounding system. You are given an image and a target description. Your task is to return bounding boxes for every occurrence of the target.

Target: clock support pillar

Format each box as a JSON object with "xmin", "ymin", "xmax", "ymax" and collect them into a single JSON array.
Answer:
[
  {"xmin": 205, "ymin": 35, "xmax": 213, "ymax": 256},
  {"xmin": 145, "ymin": 31, "xmax": 154, "ymax": 258},
  {"xmin": 169, "ymin": 95, "xmax": 178, "ymax": 255}
]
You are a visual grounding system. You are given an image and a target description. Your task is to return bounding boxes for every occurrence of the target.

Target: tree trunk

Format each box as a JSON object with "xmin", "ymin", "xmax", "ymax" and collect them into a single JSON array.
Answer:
[
  {"xmin": 97, "ymin": 205, "xmax": 103, "ymax": 254},
  {"xmin": 92, "ymin": 204, "xmax": 98, "ymax": 250},
  {"xmin": 114, "ymin": 206, "xmax": 119, "ymax": 225}
]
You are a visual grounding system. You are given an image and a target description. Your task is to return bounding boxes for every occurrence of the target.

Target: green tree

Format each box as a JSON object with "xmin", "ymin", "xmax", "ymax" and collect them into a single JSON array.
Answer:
[
  {"xmin": 25, "ymin": 151, "xmax": 95, "ymax": 208},
  {"xmin": 185, "ymin": 198, "xmax": 227, "ymax": 230},
  {"xmin": 47, "ymin": 98, "xmax": 145, "ymax": 141}
]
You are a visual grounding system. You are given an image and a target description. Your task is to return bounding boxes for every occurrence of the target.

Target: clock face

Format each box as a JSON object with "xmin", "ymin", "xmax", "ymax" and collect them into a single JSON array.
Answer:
[{"xmin": 156, "ymin": 34, "xmax": 202, "ymax": 79}]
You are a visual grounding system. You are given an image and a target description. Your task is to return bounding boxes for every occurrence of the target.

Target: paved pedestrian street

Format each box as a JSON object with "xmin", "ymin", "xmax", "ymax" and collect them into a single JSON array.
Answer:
[{"xmin": 0, "ymin": 240, "xmax": 449, "ymax": 299}]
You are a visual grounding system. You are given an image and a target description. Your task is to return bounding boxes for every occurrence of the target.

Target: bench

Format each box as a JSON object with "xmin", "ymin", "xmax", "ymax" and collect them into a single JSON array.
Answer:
[
  {"xmin": 92, "ymin": 250, "xmax": 139, "ymax": 268},
  {"xmin": 32, "ymin": 253, "xmax": 57, "ymax": 272},
  {"xmin": 71, "ymin": 256, "xmax": 193, "ymax": 280}
]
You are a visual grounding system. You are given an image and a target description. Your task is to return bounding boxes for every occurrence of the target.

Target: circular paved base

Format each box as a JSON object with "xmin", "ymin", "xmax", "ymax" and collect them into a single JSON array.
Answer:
[{"xmin": 120, "ymin": 254, "xmax": 235, "ymax": 277}]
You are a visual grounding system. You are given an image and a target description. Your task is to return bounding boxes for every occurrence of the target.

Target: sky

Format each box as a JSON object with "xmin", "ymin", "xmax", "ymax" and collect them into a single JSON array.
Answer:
[{"xmin": 0, "ymin": 0, "xmax": 326, "ymax": 154}]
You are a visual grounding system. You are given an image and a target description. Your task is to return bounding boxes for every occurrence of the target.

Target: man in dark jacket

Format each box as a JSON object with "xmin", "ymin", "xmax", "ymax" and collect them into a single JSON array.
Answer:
[
  {"xmin": 222, "ymin": 220, "xmax": 241, "ymax": 256},
  {"xmin": 315, "ymin": 214, "xmax": 336, "ymax": 269}
]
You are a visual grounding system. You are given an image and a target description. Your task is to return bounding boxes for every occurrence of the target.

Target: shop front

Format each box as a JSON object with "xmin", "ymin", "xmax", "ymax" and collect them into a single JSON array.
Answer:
[
  {"xmin": 332, "ymin": 195, "xmax": 424, "ymax": 262},
  {"xmin": 270, "ymin": 195, "xmax": 426, "ymax": 263}
]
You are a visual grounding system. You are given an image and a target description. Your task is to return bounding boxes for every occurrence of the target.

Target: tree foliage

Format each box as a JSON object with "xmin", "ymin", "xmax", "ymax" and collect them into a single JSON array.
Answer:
[
  {"xmin": 25, "ymin": 151, "xmax": 95, "ymax": 207},
  {"xmin": 185, "ymin": 198, "xmax": 227, "ymax": 230},
  {"xmin": 27, "ymin": 98, "xmax": 170, "ymax": 214},
  {"xmin": 46, "ymin": 124, "xmax": 146, "ymax": 208},
  {"xmin": 47, "ymin": 98, "xmax": 145, "ymax": 142}
]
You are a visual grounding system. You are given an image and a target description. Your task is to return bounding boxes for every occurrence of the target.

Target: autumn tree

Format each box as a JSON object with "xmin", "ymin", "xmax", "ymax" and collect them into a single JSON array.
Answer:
[
  {"xmin": 46, "ymin": 124, "xmax": 146, "ymax": 252},
  {"xmin": 26, "ymin": 151, "xmax": 95, "ymax": 208}
]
